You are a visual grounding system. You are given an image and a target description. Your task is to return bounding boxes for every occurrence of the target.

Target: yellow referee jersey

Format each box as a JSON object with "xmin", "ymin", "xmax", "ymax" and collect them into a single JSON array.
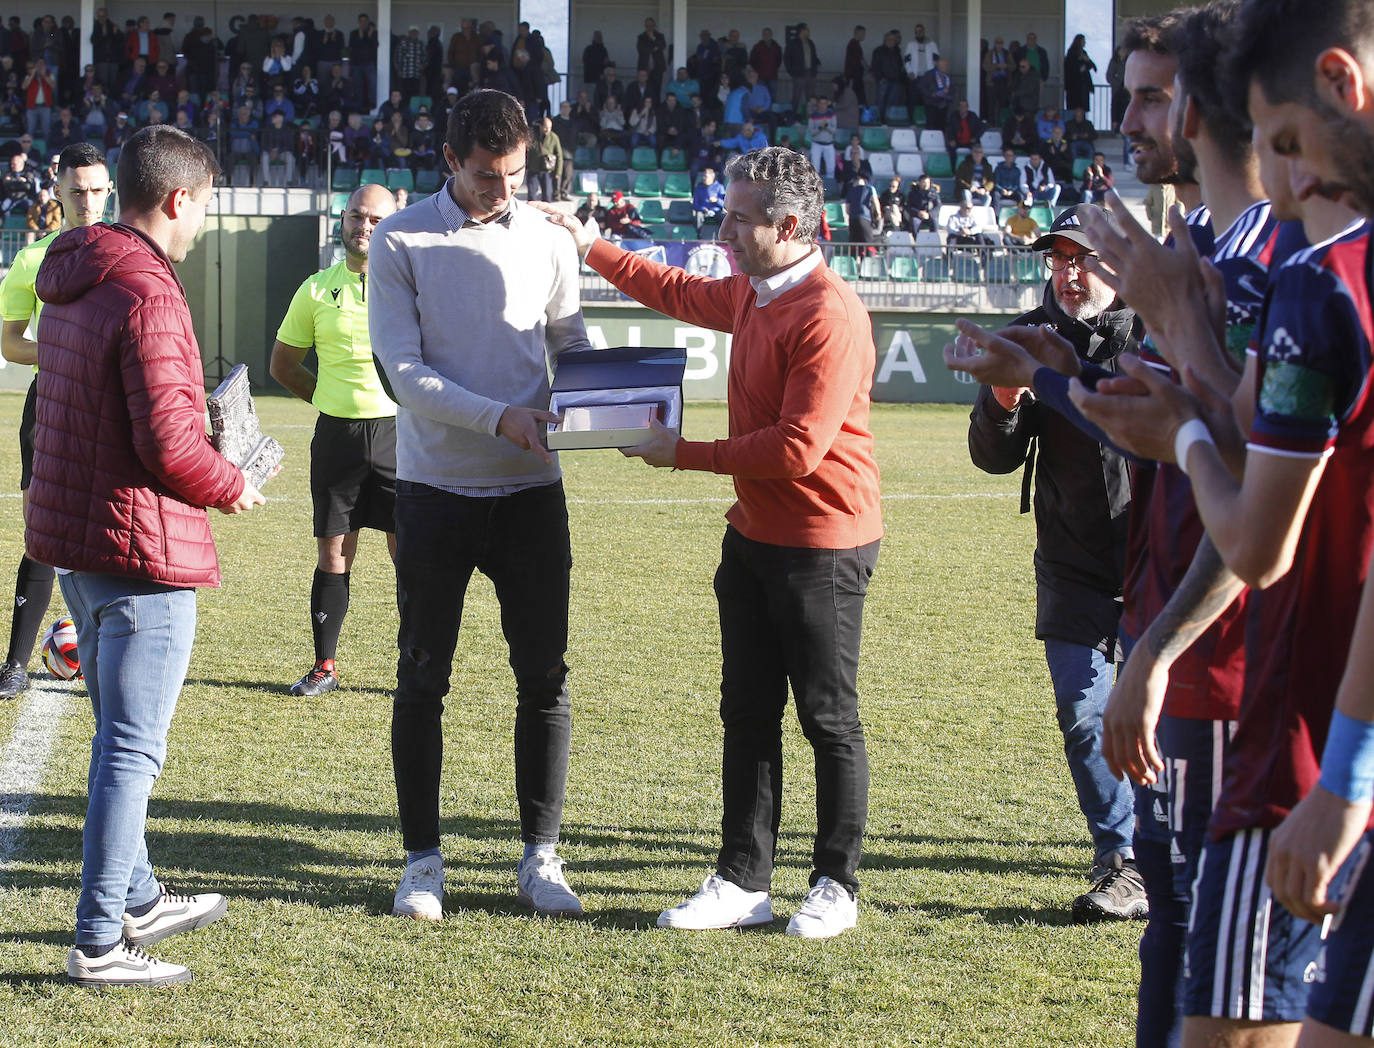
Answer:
[{"xmin": 0, "ymin": 230, "xmax": 60, "ymax": 349}]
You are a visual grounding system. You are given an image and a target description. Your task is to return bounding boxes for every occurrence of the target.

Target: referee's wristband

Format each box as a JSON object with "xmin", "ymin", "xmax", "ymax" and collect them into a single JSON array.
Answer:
[
  {"xmin": 1319, "ymin": 709, "xmax": 1374, "ymax": 804},
  {"xmin": 1173, "ymin": 418, "xmax": 1215, "ymax": 476}
]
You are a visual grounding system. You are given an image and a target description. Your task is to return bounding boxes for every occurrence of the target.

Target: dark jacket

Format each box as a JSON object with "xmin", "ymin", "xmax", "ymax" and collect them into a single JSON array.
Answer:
[
  {"xmin": 26, "ymin": 224, "xmax": 244, "ymax": 587},
  {"xmin": 967, "ymin": 285, "xmax": 1141, "ymax": 654}
]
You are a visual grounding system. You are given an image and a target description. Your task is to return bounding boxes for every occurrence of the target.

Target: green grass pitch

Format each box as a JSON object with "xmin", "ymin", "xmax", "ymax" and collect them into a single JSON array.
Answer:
[{"xmin": 0, "ymin": 393, "xmax": 1141, "ymax": 1047}]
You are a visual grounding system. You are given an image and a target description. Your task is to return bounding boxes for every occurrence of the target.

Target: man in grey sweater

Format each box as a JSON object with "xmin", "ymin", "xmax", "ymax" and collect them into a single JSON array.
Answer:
[{"xmin": 368, "ymin": 88, "xmax": 592, "ymax": 922}]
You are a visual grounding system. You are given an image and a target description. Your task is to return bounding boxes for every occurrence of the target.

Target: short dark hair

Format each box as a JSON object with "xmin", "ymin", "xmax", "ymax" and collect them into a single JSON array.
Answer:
[
  {"xmin": 57, "ymin": 142, "xmax": 105, "ymax": 174},
  {"xmin": 116, "ymin": 126, "xmax": 220, "ymax": 213},
  {"xmin": 446, "ymin": 89, "xmax": 529, "ymax": 162},
  {"xmin": 1122, "ymin": 10, "xmax": 1192, "ymax": 56},
  {"xmin": 1229, "ymin": 0, "xmax": 1374, "ymax": 108},
  {"xmin": 1176, "ymin": 1, "xmax": 1253, "ymax": 166},
  {"xmin": 724, "ymin": 146, "xmax": 823, "ymax": 242}
]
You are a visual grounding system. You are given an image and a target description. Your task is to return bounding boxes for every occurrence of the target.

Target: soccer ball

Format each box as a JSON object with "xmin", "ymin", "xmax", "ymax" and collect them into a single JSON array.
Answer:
[{"xmin": 41, "ymin": 618, "xmax": 81, "ymax": 680}]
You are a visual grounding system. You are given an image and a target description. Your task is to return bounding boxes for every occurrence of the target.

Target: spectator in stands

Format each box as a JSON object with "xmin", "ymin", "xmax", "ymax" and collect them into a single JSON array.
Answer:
[
  {"xmin": 89, "ymin": 8, "xmax": 121, "ymax": 94},
  {"xmin": 581, "ymin": 30, "xmax": 609, "ymax": 93},
  {"xmin": 1105, "ymin": 44, "xmax": 1128, "ymax": 135},
  {"xmin": 229, "ymin": 104, "xmax": 261, "ymax": 168},
  {"xmin": 838, "ymin": 139, "xmax": 871, "ymax": 194},
  {"xmin": 1063, "ymin": 35, "xmax": 1096, "ymax": 113},
  {"xmin": 1017, "ymin": 32, "xmax": 1050, "ymax": 85},
  {"xmin": 262, "ymin": 37, "xmax": 294, "ymax": 89},
  {"xmin": 665, "ymin": 67, "xmax": 698, "ymax": 108},
  {"xmin": 47, "ymin": 107, "xmax": 81, "ymax": 153},
  {"xmin": 173, "ymin": 89, "xmax": 197, "ymax": 126},
  {"xmin": 844, "ymin": 27, "xmax": 868, "ymax": 107},
  {"xmin": 750, "ymin": 29, "xmax": 782, "ymax": 100},
  {"xmin": 575, "ymin": 190, "xmax": 608, "ymax": 232},
  {"xmin": 905, "ymin": 172, "xmax": 940, "ymax": 234},
  {"xmin": 0, "ymin": 72, "xmax": 24, "ymax": 133},
  {"xmin": 1002, "ymin": 106, "xmax": 1038, "ymax": 153},
  {"xmin": 945, "ymin": 99, "xmax": 986, "ymax": 164},
  {"xmin": 231, "ymin": 62, "xmax": 257, "ymax": 107},
  {"xmin": 315, "ymin": 14, "xmax": 344, "ymax": 69},
  {"xmin": 410, "ymin": 107, "xmax": 437, "ymax": 172},
  {"xmin": 826, "ymin": 76, "xmax": 856, "ymax": 131},
  {"xmin": 125, "ymin": 15, "xmax": 158, "ymax": 66},
  {"xmin": 386, "ymin": 111, "xmax": 413, "ymax": 168},
  {"xmin": 994, "ymin": 146, "xmax": 1029, "ymax": 205},
  {"xmin": 321, "ymin": 64, "xmax": 353, "ymax": 115},
  {"xmin": 784, "ymin": 23, "xmax": 820, "ymax": 118},
  {"xmin": 240, "ymin": 82, "xmax": 264, "ymax": 122},
  {"xmin": 628, "ymin": 96, "xmax": 657, "ymax": 150},
  {"xmin": 145, "ymin": 58, "xmax": 176, "ymax": 102},
  {"xmin": 1023, "ymin": 149, "xmax": 1059, "ymax": 207},
  {"xmin": 1080, "ymin": 152, "xmax": 1113, "ymax": 204},
  {"xmin": 1001, "ymin": 198, "xmax": 1040, "ymax": 246},
  {"xmin": 1044, "ymin": 126, "xmax": 1075, "ymax": 188},
  {"xmin": 721, "ymin": 29, "xmax": 748, "ymax": 84},
  {"xmin": 603, "ymin": 191, "xmax": 652, "ymax": 238},
  {"xmin": 480, "ymin": 52, "xmax": 520, "ymax": 99},
  {"xmin": 512, "ymin": 48, "xmax": 550, "ymax": 117},
  {"xmin": 446, "ymin": 19, "xmax": 479, "ymax": 92},
  {"xmin": 142, "ymin": 91, "xmax": 169, "ymax": 127},
  {"xmin": 22, "ymin": 58, "xmax": 56, "ymax": 138},
  {"xmin": 719, "ymin": 119, "xmax": 767, "ymax": 154},
  {"xmin": 259, "ymin": 108, "xmax": 296, "ymax": 184},
  {"xmin": 365, "ymin": 116, "xmax": 390, "ymax": 166},
  {"xmin": 955, "ymin": 144, "xmax": 995, "ymax": 206},
  {"xmin": 985, "ymin": 36, "xmax": 1012, "ymax": 120},
  {"xmin": 691, "ymin": 165, "xmax": 725, "ymax": 232},
  {"xmin": 946, "ymin": 200, "xmax": 993, "ymax": 246},
  {"xmin": 80, "ymin": 81, "xmax": 115, "ymax": 137},
  {"xmin": 594, "ymin": 64, "xmax": 623, "ymax": 111},
  {"xmin": 1, "ymin": 150, "xmax": 38, "ymax": 214},
  {"xmin": 343, "ymin": 111, "xmax": 368, "ymax": 167},
  {"xmin": 598, "ymin": 94, "xmax": 627, "ymax": 147},
  {"xmin": 11, "ymin": 133, "xmax": 40, "ymax": 168},
  {"xmin": 266, "ymin": 83, "xmax": 297, "ymax": 123},
  {"xmin": 845, "ymin": 171, "xmax": 881, "ymax": 243},
  {"xmin": 7, "ymin": 18, "xmax": 31, "ymax": 71},
  {"xmin": 552, "ymin": 98, "xmax": 578, "ymax": 167},
  {"xmin": 741, "ymin": 67, "xmax": 773, "ymax": 132},
  {"xmin": 659, "ymin": 92, "xmax": 689, "ymax": 155},
  {"xmin": 36, "ymin": 152, "xmax": 60, "ymax": 191},
  {"xmin": 424, "ymin": 26, "xmax": 445, "ymax": 99},
  {"xmin": 920, "ymin": 57, "xmax": 953, "ymax": 130},
  {"xmin": 571, "ymin": 90, "xmax": 599, "ymax": 146},
  {"xmin": 879, "ymin": 176, "xmax": 905, "ymax": 231},
  {"xmin": 1036, "ymin": 106, "xmax": 1065, "ymax": 145},
  {"xmin": 323, "ymin": 108, "xmax": 346, "ymax": 163},
  {"xmin": 395, "ymin": 26, "xmax": 425, "ymax": 103},
  {"xmin": 689, "ymin": 119, "xmax": 723, "ymax": 183},
  {"xmin": 176, "ymin": 19, "xmax": 213, "ymax": 101},
  {"xmin": 808, "ymin": 96, "xmax": 838, "ymax": 178},
  {"xmin": 691, "ymin": 30, "xmax": 721, "ymax": 96},
  {"xmin": 348, "ymin": 15, "xmax": 379, "ymax": 110},
  {"xmin": 1064, "ymin": 107, "xmax": 1095, "ymax": 160},
  {"xmin": 103, "ymin": 110, "xmax": 132, "ymax": 165},
  {"xmin": 872, "ymin": 30, "xmax": 906, "ymax": 120},
  {"xmin": 623, "ymin": 69, "xmax": 653, "ymax": 115},
  {"xmin": 1010, "ymin": 59, "xmax": 1040, "ymax": 116},
  {"xmin": 525, "ymin": 116, "xmax": 561, "ymax": 202},
  {"xmin": 377, "ymin": 90, "xmax": 407, "ymax": 126},
  {"xmin": 637, "ymin": 18, "xmax": 667, "ymax": 100},
  {"xmin": 292, "ymin": 66, "xmax": 320, "ymax": 118},
  {"xmin": 904, "ymin": 23, "xmax": 940, "ymax": 111}
]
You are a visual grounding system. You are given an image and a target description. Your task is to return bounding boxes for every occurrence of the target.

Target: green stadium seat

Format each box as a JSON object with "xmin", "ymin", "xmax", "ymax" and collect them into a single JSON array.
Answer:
[
  {"xmin": 1016, "ymin": 250, "xmax": 1043, "ymax": 283},
  {"xmin": 331, "ymin": 166, "xmax": 359, "ymax": 191},
  {"xmin": 827, "ymin": 221, "xmax": 848, "ymax": 240},
  {"xmin": 4, "ymin": 211, "xmax": 29, "ymax": 230},
  {"xmin": 574, "ymin": 145, "xmax": 596, "ymax": 168},
  {"xmin": 774, "ymin": 123, "xmax": 803, "ymax": 145},
  {"xmin": 601, "ymin": 171, "xmax": 630, "ymax": 195},
  {"xmin": 387, "ymin": 168, "xmax": 415, "ymax": 192},
  {"xmin": 950, "ymin": 252, "xmax": 983, "ymax": 282},
  {"xmin": 1073, "ymin": 156, "xmax": 1092, "ymax": 179},
  {"xmin": 834, "ymin": 127, "xmax": 857, "ymax": 147},
  {"xmin": 600, "ymin": 145, "xmax": 628, "ymax": 169},
  {"xmin": 1030, "ymin": 205, "xmax": 1054, "ymax": 228},
  {"xmin": 329, "ymin": 219, "xmax": 342, "ymax": 242},
  {"xmin": 859, "ymin": 256, "xmax": 887, "ymax": 279},
  {"xmin": 359, "ymin": 168, "xmax": 386, "ymax": 187},
  {"xmin": 888, "ymin": 256, "xmax": 921, "ymax": 281},
  {"xmin": 415, "ymin": 168, "xmax": 441, "ymax": 193},
  {"xmin": 639, "ymin": 199, "xmax": 666, "ymax": 223},
  {"xmin": 407, "ymin": 95, "xmax": 432, "ymax": 114},
  {"xmin": 911, "ymin": 106, "xmax": 927, "ymax": 126},
  {"xmin": 660, "ymin": 148, "xmax": 687, "ymax": 171},
  {"xmin": 630, "ymin": 146, "xmax": 658, "ymax": 171},
  {"xmin": 823, "ymin": 201, "xmax": 846, "ymax": 226},
  {"xmin": 922, "ymin": 256, "xmax": 950, "ymax": 281},
  {"xmin": 984, "ymin": 254, "xmax": 1013, "ymax": 283},
  {"xmin": 667, "ymin": 199, "xmax": 696, "ymax": 224},
  {"xmin": 632, "ymin": 172, "xmax": 661, "ymax": 196},
  {"xmin": 330, "ymin": 191, "xmax": 351, "ymax": 213},
  {"xmin": 860, "ymin": 127, "xmax": 890, "ymax": 151},
  {"xmin": 661, "ymin": 172, "xmax": 692, "ymax": 198},
  {"xmin": 923, "ymin": 153, "xmax": 953, "ymax": 178},
  {"xmin": 831, "ymin": 254, "xmax": 859, "ymax": 280},
  {"xmin": 669, "ymin": 224, "xmax": 698, "ymax": 240}
]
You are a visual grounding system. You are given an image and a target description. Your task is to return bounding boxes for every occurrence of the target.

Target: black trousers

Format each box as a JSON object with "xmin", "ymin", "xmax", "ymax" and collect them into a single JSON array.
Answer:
[
  {"xmin": 714, "ymin": 526, "xmax": 879, "ymax": 895},
  {"xmin": 391, "ymin": 480, "xmax": 572, "ymax": 850}
]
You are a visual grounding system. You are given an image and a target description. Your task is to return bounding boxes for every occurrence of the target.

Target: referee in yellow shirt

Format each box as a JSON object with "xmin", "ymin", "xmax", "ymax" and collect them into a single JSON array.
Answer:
[
  {"xmin": 0, "ymin": 143, "xmax": 111, "ymax": 699},
  {"xmin": 270, "ymin": 183, "xmax": 398, "ymax": 697}
]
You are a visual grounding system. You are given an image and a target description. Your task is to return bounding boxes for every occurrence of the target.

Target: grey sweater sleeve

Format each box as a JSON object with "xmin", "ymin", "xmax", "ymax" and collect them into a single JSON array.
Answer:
[{"xmin": 367, "ymin": 225, "xmax": 507, "ymax": 436}]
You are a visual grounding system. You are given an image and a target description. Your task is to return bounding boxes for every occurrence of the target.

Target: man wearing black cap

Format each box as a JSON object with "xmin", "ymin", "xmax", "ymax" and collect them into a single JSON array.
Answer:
[{"xmin": 965, "ymin": 203, "xmax": 1148, "ymax": 922}]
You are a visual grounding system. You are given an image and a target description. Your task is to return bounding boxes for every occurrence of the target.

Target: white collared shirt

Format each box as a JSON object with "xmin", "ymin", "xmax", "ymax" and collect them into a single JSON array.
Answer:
[{"xmin": 750, "ymin": 248, "xmax": 822, "ymax": 308}]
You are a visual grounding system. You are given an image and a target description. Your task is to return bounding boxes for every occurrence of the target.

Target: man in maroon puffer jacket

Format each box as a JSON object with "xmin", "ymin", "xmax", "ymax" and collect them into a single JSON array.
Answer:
[{"xmin": 25, "ymin": 125, "xmax": 266, "ymax": 987}]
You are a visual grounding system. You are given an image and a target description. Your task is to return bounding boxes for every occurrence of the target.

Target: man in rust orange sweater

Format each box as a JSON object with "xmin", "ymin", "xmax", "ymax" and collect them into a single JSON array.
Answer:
[{"xmin": 538, "ymin": 146, "xmax": 882, "ymax": 939}]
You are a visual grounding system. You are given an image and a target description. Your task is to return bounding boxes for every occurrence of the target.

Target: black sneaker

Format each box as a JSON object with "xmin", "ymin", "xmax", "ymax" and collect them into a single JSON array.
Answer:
[
  {"xmin": 0, "ymin": 659, "xmax": 29, "ymax": 700},
  {"xmin": 289, "ymin": 660, "xmax": 338, "ymax": 697},
  {"xmin": 1072, "ymin": 855, "xmax": 1149, "ymax": 923}
]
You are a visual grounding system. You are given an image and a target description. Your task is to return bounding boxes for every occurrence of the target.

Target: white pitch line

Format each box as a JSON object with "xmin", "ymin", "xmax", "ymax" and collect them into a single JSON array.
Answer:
[{"xmin": 0, "ymin": 678, "xmax": 77, "ymax": 870}]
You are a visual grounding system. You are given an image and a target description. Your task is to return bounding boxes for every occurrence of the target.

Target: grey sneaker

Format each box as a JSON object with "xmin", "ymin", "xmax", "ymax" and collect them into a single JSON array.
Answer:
[
  {"xmin": 123, "ymin": 886, "xmax": 228, "ymax": 947},
  {"xmin": 517, "ymin": 852, "xmax": 583, "ymax": 917},
  {"xmin": 0, "ymin": 659, "xmax": 29, "ymax": 699},
  {"xmin": 67, "ymin": 942, "xmax": 191, "ymax": 987},
  {"xmin": 1073, "ymin": 855, "xmax": 1149, "ymax": 923}
]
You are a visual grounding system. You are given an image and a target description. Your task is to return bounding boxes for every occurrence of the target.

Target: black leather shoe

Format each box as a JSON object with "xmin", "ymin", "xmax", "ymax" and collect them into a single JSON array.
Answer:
[
  {"xmin": 0, "ymin": 659, "xmax": 30, "ymax": 700},
  {"xmin": 289, "ymin": 661, "xmax": 338, "ymax": 697}
]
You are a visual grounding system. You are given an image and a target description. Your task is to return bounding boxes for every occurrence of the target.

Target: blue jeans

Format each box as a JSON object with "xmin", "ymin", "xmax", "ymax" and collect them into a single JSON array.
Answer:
[
  {"xmin": 1043, "ymin": 639, "xmax": 1135, "ymax": 865},
  {"xmin": 59, "ymin": 572, "xmax": 197, "ymax": 947}
]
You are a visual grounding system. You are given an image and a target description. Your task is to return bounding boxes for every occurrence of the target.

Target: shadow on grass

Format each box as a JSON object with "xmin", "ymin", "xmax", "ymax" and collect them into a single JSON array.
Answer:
[
  {"xmin": 182, "ymin": 677, "xmax": 394, "ymax": 698},
  {"xmin": 0, "ymin": 971, "xmax": 70, "ymax": 987}
]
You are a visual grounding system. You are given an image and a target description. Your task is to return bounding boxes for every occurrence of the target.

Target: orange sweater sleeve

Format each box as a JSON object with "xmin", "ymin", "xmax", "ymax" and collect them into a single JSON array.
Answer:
[
  {"xmin": 675, "ymin": 299, "xmax": 870, "ymax": 479},
  {"xmin": 585, "ymin": 238, "xmax": 743, "ymax": 332}
]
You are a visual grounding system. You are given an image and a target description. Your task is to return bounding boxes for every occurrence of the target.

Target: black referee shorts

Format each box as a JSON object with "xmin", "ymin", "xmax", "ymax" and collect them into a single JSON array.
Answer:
[
  {"xmin": 311, "ymin": 412, "xmax": 397, "ymax": 538},
  {"xmin": 19, "ymin": 376, "xmax": 36, "ymax": 490}
]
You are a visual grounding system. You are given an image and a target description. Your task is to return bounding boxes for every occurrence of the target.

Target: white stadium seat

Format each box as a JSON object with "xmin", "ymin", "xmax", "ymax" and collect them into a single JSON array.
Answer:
[
  {"xmin": 919, "ymin": 130, "xmax": 946, "ymax": 153},
  {"xmin": 890, "ymin": 128, "xmax": 918, "ymax": 153},
  {"xmin": 895, "ymin": 152, "xmax": 924, "ymax": 179},
  {"xmin": 869, "ymin": 152, "xmax": 895, "ymax": 179}
]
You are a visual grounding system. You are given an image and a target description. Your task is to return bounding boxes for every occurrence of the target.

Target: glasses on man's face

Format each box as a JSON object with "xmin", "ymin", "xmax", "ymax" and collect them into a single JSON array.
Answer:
[{"xmin": 1043, "ymin": 249, "xmax": 1096, "ymax": 272}]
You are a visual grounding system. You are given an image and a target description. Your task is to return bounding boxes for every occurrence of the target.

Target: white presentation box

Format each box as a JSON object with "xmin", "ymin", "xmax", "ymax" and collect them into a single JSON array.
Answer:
[{"xmin": 547, "ymin": 347, "xmax": 688, "ymax": 450}]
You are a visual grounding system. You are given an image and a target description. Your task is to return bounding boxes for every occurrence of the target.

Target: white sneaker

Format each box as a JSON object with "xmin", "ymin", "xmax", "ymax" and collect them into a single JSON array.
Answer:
[
  {"xmin": 517, "ymin": 852, "xmax": 584, "ymax": 917},
  {"xmin": 67, "ymin": 942, "xmax": 192, "ymax": 987},
  {"xmin": 785, "ymin": 876, "xmax": 858, "ymax": 939},
  {"xmin": 392, "ymin": 856, "xmax": 444, "ymax": 921},
  {"xmin": 657, "ymin": 874, "xmax": 773, "ymax": 930},
  {"xmin": 123, "ymin": 887, "xmax": 228, "ymax": 947}
]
